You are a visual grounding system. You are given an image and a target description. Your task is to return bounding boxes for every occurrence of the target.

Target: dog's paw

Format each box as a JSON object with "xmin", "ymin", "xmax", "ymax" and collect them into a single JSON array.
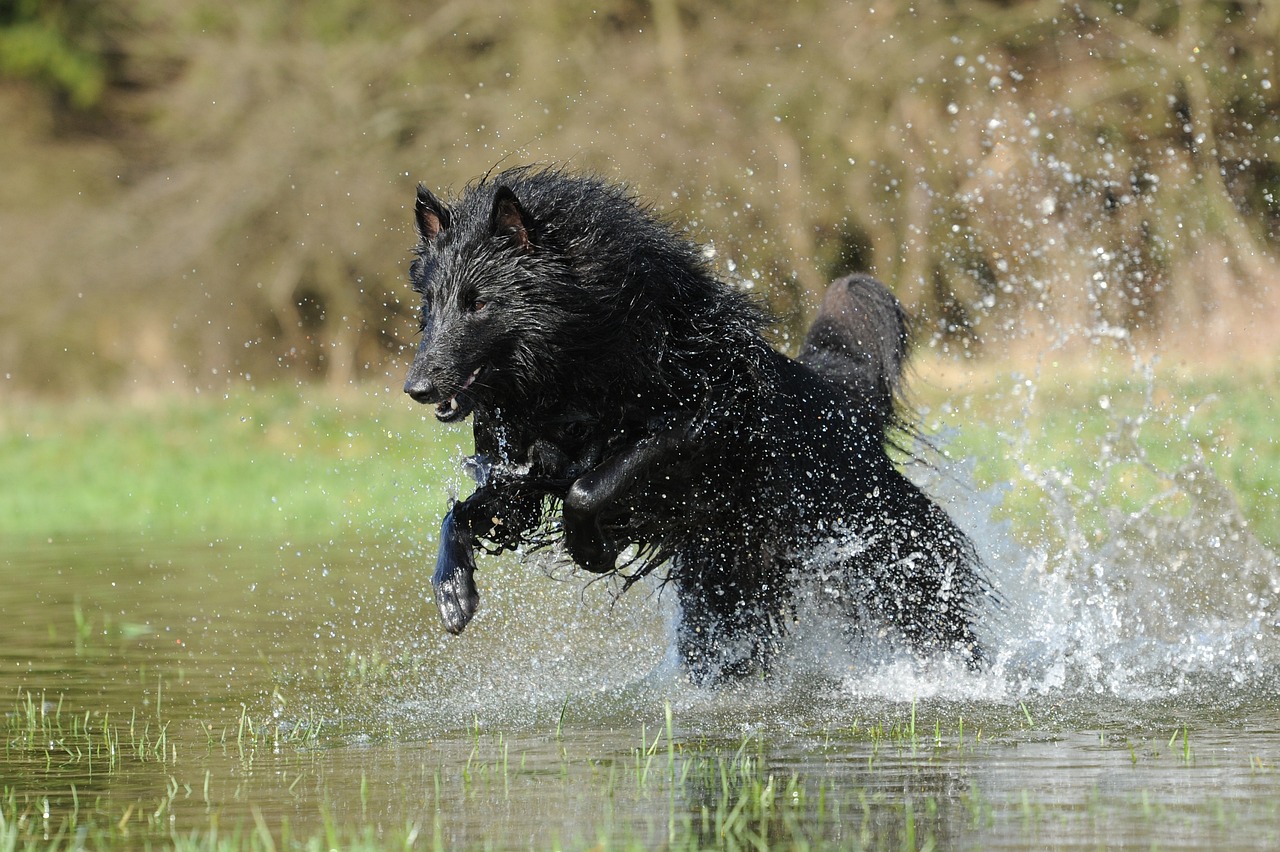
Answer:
[
  {"xmin": 431, "ymin": 508, "xmax": 481, "ymax": 634},
  {"xmin": 433, "ymin": 565, "xmax": 479, "ymax": 634}
]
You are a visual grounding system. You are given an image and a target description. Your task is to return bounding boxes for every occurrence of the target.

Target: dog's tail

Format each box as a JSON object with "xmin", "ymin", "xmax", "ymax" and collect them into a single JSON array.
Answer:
[{"xmin": 797, "ymin": 273, "xmax": 909, "ymax": 433}]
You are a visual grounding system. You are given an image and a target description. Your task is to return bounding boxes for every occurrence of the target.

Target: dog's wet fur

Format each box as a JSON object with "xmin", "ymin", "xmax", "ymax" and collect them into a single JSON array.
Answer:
[{"xmin": 404, "ymin": 166, "xmax": 986, "ymax": 684}]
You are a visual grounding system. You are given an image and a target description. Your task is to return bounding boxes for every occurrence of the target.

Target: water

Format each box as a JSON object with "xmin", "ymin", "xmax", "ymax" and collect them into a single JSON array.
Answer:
[{"xmin": 4, "ymin": 421, "xmax": 1280, "ymax": 851}]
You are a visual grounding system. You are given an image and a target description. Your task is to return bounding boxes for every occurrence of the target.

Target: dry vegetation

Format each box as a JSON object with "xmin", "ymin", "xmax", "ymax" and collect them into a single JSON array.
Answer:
[{"xmin": 2, "ymin": 0, "xmax": 1278, "ymax": 394}]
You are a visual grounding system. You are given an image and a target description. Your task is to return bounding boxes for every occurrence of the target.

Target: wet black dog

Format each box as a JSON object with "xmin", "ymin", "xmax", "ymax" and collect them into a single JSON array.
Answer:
[{"xmin": 403, "ymin": 166, "xmax": 985, "ymax": 683}]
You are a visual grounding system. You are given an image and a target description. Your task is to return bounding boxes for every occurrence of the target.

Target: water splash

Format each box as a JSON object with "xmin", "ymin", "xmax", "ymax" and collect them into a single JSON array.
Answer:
[
  {"xmin": 895, "ymin": 389, "xmax": 1280, "ymax": 704},
  {"xmin": 326, "ymin": 359, "xmax": 1280, "ymax": 736}
]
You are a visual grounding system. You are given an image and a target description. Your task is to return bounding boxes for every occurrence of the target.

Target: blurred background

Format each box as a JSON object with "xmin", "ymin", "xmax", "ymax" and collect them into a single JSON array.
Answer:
[{"xmin": 2, "ymin": 0, "xmax": 1277, "ymax": 396}]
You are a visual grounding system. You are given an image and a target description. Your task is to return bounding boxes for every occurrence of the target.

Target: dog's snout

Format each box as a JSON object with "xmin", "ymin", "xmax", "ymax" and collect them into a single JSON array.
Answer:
[{"xmin": 404, "ymin": 376, "xmax": 440, "ymax": 404}]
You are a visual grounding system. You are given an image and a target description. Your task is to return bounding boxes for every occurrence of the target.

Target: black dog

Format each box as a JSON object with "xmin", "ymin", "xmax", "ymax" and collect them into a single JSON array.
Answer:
[{"xmin": 403, "ymin": 166, "xmax": 986, "ymax": 683}]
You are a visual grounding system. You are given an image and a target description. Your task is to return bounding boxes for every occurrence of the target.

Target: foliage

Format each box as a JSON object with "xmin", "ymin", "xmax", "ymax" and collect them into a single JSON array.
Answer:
[
  {"xmin": 0, "ymin": 0, "xmax": 115, "ymax": 106},
  {"xmin": 1, "ymin": 0, "xmax": 1277, "ymax": 392}
]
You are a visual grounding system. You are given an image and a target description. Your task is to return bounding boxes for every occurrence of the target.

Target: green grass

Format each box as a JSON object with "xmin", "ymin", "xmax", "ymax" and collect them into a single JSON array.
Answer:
[
  {"xmin": 0, "ymin": 685, "xmax": 944, "ymax": 851},
  {"xmin": 913, "ymin": 355, "xmax": 1280, "ymax": 548},
  {"xmin": 5, "ymin": 682, "xmax": 1265, "ymax": 851},
  {"xmin": 0, "ymin": 358, "xmax": 1276, "ymax": 547},
  {"xmin": 0, "ymin": 383, "xmax": 466, "ymax": 543}
]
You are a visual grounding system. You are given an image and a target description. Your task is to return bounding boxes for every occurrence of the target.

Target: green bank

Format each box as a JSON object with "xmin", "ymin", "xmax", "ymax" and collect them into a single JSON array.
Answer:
[
  {"xmin": 0, "ymin": 357, "xmax": 1276, "ymax": 547},
  {"xmin": 0, "ymin": 385, "xmax": 462, "ymax": 543}
]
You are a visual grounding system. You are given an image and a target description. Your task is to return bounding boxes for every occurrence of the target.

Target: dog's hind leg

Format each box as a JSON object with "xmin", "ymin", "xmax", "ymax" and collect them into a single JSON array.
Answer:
[
  {"xmin": 673, "ymin": 568, "xmax": 787, "ymax": 685},
  {"xmin": 856, "ymin": 479, "xmax": 987, "ymax": 666}
]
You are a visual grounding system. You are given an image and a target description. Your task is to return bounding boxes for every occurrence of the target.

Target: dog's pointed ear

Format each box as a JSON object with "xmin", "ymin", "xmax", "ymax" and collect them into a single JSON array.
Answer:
[
  {"xmin": 415, "ymin": 184, "xmax": 451, "ymax": 241},
  {"xmin": 490, "ymin": 186, "xmax": 532, "ymax": 251}
]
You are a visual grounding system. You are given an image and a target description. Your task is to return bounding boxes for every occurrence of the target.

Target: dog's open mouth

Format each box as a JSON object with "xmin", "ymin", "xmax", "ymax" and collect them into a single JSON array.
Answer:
[{"xmin": 434, "ymin": 367, "xmax": 483, "ymax": 423}]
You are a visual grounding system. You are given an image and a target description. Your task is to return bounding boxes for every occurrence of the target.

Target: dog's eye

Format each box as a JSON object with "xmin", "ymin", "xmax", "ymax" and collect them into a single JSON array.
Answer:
[{"xmin": 469, "ymin": 298, "xmax": 488, "ymax": 313}]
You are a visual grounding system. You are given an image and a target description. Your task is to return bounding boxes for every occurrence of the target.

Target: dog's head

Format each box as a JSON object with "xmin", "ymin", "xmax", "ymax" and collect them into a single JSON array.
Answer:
[{"xmin": 404, "ymin": 180, "xmax": 577, "ymax": 423}]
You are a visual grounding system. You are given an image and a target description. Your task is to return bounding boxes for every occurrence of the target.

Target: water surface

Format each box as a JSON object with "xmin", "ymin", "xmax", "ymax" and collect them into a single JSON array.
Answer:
[{"xmin": 4, "ymin": 494, "xmax": 1280, "ymax": 849}]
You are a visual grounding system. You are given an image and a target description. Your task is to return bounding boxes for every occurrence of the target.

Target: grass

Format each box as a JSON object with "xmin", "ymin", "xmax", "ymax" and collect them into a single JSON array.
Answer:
[
  {"xmin": 0, "ymin": 356, "xmax": 1275, "ymax": 548},
  {"xmin": 0, "ymin": 684, "xmax": 936, "ymax": 850},
  {"xmin": 0, "ymin": 382, "xmax": 465, "ymax": 543},
  {"xmin": 912, "ymin": 353, "xmax": 1280, "ymax": 547},
  {"xmin": 3, "ymin": 690, "xmax": 173, "ymax": 776},
  {"xmin": 5, "ymin": 680, "xmax": 1267, "ymax": 851}
]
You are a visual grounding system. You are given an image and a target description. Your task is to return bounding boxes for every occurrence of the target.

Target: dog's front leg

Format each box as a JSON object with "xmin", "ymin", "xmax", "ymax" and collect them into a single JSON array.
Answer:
[
  {"xmin": 431, "ymin": 485, "xmax": 514, "ymax": 635},
  {"xmin": 561, "ymin": 424, "xmax": 690, "ymax": 572},
  {"xmin": 432, "ymin": 476, "xmax": 559, "ymax": 634},
  {"xmin": 431, "ymin": 498, "xmax": 485, "ymax": 634}
]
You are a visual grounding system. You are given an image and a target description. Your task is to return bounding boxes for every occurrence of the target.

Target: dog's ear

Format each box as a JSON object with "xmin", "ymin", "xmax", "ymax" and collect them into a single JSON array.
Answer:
[
  {"xmin": 415, "ymin": 184, "xmax": 451, "ymax": 241},
  {"xmin": 490, "ymin": 186, "xmax": 532, "ymax": 251}
]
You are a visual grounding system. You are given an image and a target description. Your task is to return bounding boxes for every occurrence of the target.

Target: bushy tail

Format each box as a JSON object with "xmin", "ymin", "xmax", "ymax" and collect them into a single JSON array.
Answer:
[{"xmin": 797, "ymin": 274, "xmax": 909, "ymax": 433}]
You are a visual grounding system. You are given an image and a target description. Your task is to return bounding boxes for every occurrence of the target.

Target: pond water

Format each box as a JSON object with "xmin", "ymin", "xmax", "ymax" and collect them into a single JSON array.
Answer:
[{"xmin": 4, "ymin": 437, "xmax": 1280, "ymax": 851}]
